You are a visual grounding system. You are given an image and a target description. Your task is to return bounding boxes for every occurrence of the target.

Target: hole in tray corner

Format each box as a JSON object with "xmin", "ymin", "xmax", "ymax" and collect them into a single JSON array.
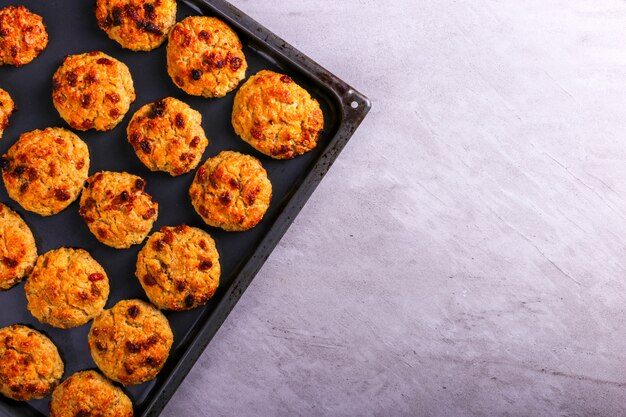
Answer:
[{"xmin": 350, "ymin": 101, "xmax": 359, "ymax": 109}]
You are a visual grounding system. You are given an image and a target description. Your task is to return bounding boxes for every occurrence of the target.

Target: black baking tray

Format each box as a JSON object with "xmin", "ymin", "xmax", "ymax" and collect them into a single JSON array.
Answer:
[{"xmin": 0, "ymin": 0, "xmax": 370, "ymax": 415}]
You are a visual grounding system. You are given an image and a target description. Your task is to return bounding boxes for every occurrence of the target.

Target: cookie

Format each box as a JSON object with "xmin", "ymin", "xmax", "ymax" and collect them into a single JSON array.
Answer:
[
  {"xmin": 136, "ymin": 225, "xmax": 220, "ymax": 310},
  {"xmin": 0, "ymin": 324, "xmax": 64, "ymax": 401},
  {"xmin": 95, "ymin": 0, "xmax": 177, "ymax": 51},
  {"xmin": 0, "ymin": 202, "xmax": 37, "ymax": 290},
  {"xmin": 52, "ymin": 51, "xmax": 135, "ymax": 131},
  {"xmin": 25, "ymin": 248, "xmax": 110, "ymax": 329},
  {"xmin": 232, "ymin": 70, "xmax": 324, "ymax": 159},
  {"xmin": 166, "ymin": 16, "xmax": 247, "ymax": 98},
  {"xmin": 127, "ymin": 97, "xmax": 208, "ymax": 176},
  {"xmin": 0, "ymin": 87, "xmax": 15, "ymax": 139},
  {"xmin": 50, "ymin": 370, "xmax": 133, "ymax": 417},
  {"xmin": 0, "ymin": 6, "xmax": 48, "ymax": 67},
  {"xmin": 88, "ymin": 299, "xmax": 173, "ymax": 385},
  {"xmin": 1, "ymin": 127, "xmax": 90, "ymax": 216},
  {"xmin": 79, "ymin": 171, "xmax": 158, "ymax": 249},
  {"xmin": 189, "ymin": 151, "xmax": 271, "ymax": 231}
]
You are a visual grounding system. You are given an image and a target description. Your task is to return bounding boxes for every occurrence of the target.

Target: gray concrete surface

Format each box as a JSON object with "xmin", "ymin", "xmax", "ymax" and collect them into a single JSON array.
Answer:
[{"xmin": 163, "ymin": 1, "xmax": 626, "ymax": 416}]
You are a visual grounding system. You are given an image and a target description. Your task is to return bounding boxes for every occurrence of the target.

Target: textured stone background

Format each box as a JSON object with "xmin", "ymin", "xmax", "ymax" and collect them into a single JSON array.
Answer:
[{"xmin": 164, "ymin": 1, "xmax": 626, "ymax": 416}]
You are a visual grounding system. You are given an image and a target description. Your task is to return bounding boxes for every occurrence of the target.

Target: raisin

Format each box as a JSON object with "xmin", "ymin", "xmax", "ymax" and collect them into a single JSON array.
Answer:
[
  {"xmin": 280, "ymin": 75, "xmax": 293, "ymax": 83},
  {"xmin": 96, "ymin": 341, "xmax": 106, "ymax": 351},
  {"xmin": 126, "ymin": 341, "xmax": 141, "ymax": 353},
  {"xmin": 112, "ymin": 6, "xmax": 123, "ymax": 25},
  {"xmin": 198, "ymin": 30, "xmax": 211, "ymax": 41},
  {"xmin": 219, "ymin": 192, "xmax": 232, "ymax": 205},
  {"xmin": 81, "ymin": 94, "xmax": 92, "ymax": 108},
  {"xmin": 230, "ymin": 56, "xmax": 242, "ymax": 71},
  {"xmin": 190, "ymin": 136, "xmax": 200, "ymax": 148},
  {"xmin": 150, "ymin": 100, "xmax": 166, "ymax": 118},
  {"xmin": 66, "ymin": 72, "xmax": 77, "ymax": 87},
  {"xmin": 196, "ymin": 166, "xmax": 206, "ymax": 182},
  {"xmin": 153, "ymin": 239, "xmax": 165, "ymax": 251},
  {"xmin": 175, "ymin": 113, "xmax": 185, "ymax": 128},
  {"xmin": 144, "ymin": 3, "xmax": 156, "ymax": 19},
  {"xmin": 191, "ymin": 69, "xmax": 202, "ymax": 81},
  {"xmin": 97, "ymin": 57, "xmax": 113, "ymax": 66},
  {"xmin": 143, "ymin": 208, "xmax": 156, "ymax": 220},
  {"xmin": 2, "ymin": 257, "xmax": 17, "ymax": 268},
  {"xmin": 88, "ymin": 273, "xmax": 105, "ymax": 282},
  {"xmin": 54, "ymin": 188, "xmax": 71, "ymax": 201},
  {"xmin": 143, "ymin": 274, "xmax": 157, "ymax": 286},
  {"xmin": 120, "ymin": 190, "xmax": 130, "ymax": 202},
  {"xmin": 135, "ymin": 178, "xmax": 145, "ymax": 190},
  {"xmin": 128, "ymin": 305, "xmax": 140, "ymax": 318},
  {"xmin": 139, "ymin": 140, "xmax": 152, "ymax": 153},
  {"xmin": 175, "ymin": 280, "xmax": 186, "ymax": 291},
  {"xmin": 13, "ymin": 165, "xmax": 25, "ymax": 175},
  {"xmin": 198, "ymin": 260, "xmax": 212, "ymax": 271},
  {"xmin": 184, "ymin": 294, "xmax": 195, "ymax": 308}
]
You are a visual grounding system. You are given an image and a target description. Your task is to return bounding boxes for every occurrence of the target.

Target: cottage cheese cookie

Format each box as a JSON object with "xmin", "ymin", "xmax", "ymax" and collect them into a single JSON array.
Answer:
[
  {"xmin": 25, "ymin": 248, "xmax": 110, "ymax": 329},
  {"xmin": 52, "ymin": 51, "xmax": 135, "ymax": 131},
  {"xmin": 95, "ymin": 0, "xmax": 177, "ymax": 51},
  {"xmin": 232, "ymin": 70, "xmax": 324, "ymax": 159},
  {"xmin": 0, "ymin": 88, "xmax": 15, "ymax": 139},
  {"xmin": 88, "ymin": 299, "xmax": 173, "ymax": 385},
  {"xmin": 0, "ymin": 325, "xmax": 64, "ymax": 401},
  {"xmin": 136, "ymin": 225, "xmax": 220, "ymax": 310},
  {"xmin": 166, "ymin": 16, "xmax": 247, "ymax": 97},
  {"xmin": 189, "ymin": 151, "xmax": 271, "ymax": 231},
  {"xmin": 0, "ymin": 6, "xmax": 48, "ymax": 67},
  {"xmin": 79, "ymin": 171, "xmax": 158, "ymax": 248},
  {"xmin": 50, "ymin": 370, "xmax": 133, "ymax": 417},
  {"xmin": 127, "ymin": 97, "xmax": 208, "ymax": 176},
  {"xmin": 0, "ymin": 203, "xmax": 37, "ymax": 290},
  {"xmin": 1, "ymin": 127, "xmax": 90, "ymax": 216}
]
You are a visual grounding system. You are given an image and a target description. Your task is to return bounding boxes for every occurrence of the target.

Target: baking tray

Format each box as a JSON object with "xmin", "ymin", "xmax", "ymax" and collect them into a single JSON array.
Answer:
[{"xmin": 0, "ymin": 0, "xmax": 370, "ymax": 415}]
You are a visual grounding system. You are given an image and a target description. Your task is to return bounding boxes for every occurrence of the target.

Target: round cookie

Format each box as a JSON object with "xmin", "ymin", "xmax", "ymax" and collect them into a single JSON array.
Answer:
[
  {"xmin": 127, "ymin": 97, "xmax": 208, "ymax": 176},
  {"xmin": 95, "ymin": 0, "xmax": 177, "ymax": 51},
  {"xmin": 0, "ymin": 325, "xmax": 64, "ymax": 401},
  {"xmin": 136, "ymin": 225, "xmax": 220, "ymax": 310},
  {"xmin": 0, "ymin": 6, "xmax": 48, "ymax": 67},
  {"xmin": 50, "ymin": 370, "xmax": 133, "ymax": 417},
  {"xmin": 79, "ymin": 171, "xmax": 158, "ymax": 249},
  {"xmin": 25, "ymin": 248, "xmax": 110, "ymax": 329},
  {"xmin": 1, "ymin": 128, "xmax": 89, "ymax": 215},
  {"xmin": 0, "ymin": 87, "xmax": 15, "ymax": 139},
  {"xmin": 88, "ymin": 299, "xmax": 173, "ymax": 385},
  {"xmin": 166, "ymin": 16, "xmax": 247, "ymax": 98},
  {"xmin": 0, "ymin": 203, "xmax": 37, "ymax": 290},
  {"xmin": 1, "ymin": 127, "xmax": 90, "ymax": 216},
  {"xmin": 189, "ymin": 151, "xmax": 272, "ymax": 231},
  {"xmin": 52, "ymin": 51, "xmax": 136, "ymax": 131},
  {"xmin": 232, "ymin": 70, "xmax": 324, "ymax": 159}
]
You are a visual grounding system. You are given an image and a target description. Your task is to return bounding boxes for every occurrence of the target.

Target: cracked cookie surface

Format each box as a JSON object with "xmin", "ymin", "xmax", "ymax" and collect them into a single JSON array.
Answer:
[
  {"xmin": 189, "ymin": 151, "xmax": 272, "ymax": 231},
  {"xmin": 166, "ymin": 16, "xmax": 247, "ymax": 98},
  {"xmin": 79, "ymin": 171, "xmax": 158, "ymax": 249},
  {"xmin": 136, "ymin": 225, "xmax": 220, "ymax": 310},
  {"xmin": 1, "ymin": 127, "xmax": 90, "ymax": 216},
  {"xmin": 88, "ymin": 299, "xmax": 173, "ymax": 385},
  {"xmin": 0, "ymin": 324, "xmax": 64, "ymax": 401},
  {"xmin": 52, "ymin": 51, "xmax": 135, "ymax": 131},
  {"xmin": 25, "ymin": 248, "xmax": 110, "ymax": 329}
]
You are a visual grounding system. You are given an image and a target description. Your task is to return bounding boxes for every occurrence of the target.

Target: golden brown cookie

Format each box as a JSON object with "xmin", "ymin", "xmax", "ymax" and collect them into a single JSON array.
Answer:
[
  {"xmin": 166, "ymin": 16, "xmax": 247, "ymax": 98},
  {"xmin": 0, "ymin": 324, "xmax": 64, "ymax": 401},
  {"xmin": 0, "ymin": 6, "xmax": 48, "ymax": 67},
  {"xmin": 25, "ymin": 248, "xmax": 110, "ymax": 329},
  {"xmin": 88, "ymin": 299, "xmax": 173, "ymax": 385},
  {"xmin": 1, "ymin": 127, "xmax": 90, "ymax": 216},
  {"xmin": 0, "ymin": 88, "xmax": 15, "ymax": 139},
  {"xmin": 0, "ymin": 203, "xmax": 37, "ymax": 290},
  {"xmin": 136, "ymin": 225, "xmax": 220, "ymax": 310},
  {"xmin": 50, "ymin": 370, "xmax": 133, "ymax": 417},
  {"xmin": 79, "ymin": 171, "xmax": 158, "ymax": 249},
  {"xmin": 127, "ymin": 97, "xmax": 208, "ymax": 176},
  {"xmin": 95, "ymin": 0, "xmax": 177, "ymax": 51},
  {"xmin": 232, "ymin": 70, "xmax": 324, "ymax": 159},
  {"xmin": 189, "ymin": 151, "xmax": 271, "ymax": 231},
  {"xmin": 52, "ymin": 51, "xmax": 136, "ymax": 131}
]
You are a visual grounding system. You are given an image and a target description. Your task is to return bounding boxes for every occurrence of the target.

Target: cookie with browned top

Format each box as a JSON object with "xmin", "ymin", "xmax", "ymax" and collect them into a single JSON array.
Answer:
[
  {"xmin": 52, "ymin": 51, "xmax": 135, "ymax": 131},
  {"xmin": 232, "ymin": 70, "xmax": 324, "ymax": 159},
  {"xmin": 166, "ymin": 16, "xmax": 247, "ymax": 98},
  {"xmin": 95, "ymin": 0, "xmax": 177, "ymax": 51},
  {"xmin": 1, "ymin": 127, "xmax": 90, "ymax": 216},
  {"xmin": 0, "ymin": 203, "xmax": 37, "ymax": 290},
  {"xmin": 0, "ymin": 325, "xmax": 64, "ymax": 401},
  {"xmin": 136, "ymin": 225, "xmax": 220, "ymax": 310},
  {"xmin": 127, "ymin": 97, "xmax": 208, "ymax": 176},
  {"xmin": 50, "ymin": 370, "xmax": 133, "ymax": 417},
  {"xmin": 79, "ymin": 171, "xmax": 158, "ymax": 248},
  {"xmin": 0, "ymin": 6, "xmax": 48, "ymax": 67},
  {"xmin": 0, "ymin": 88, "xmax": 14, "ymax": 139},
  {"xmin": 88, "ymin": 299, "xmax": 173, "ymax": 385},
  {"xmin": 189, "ymin": 151, "xmax": 272, "ymax": 231},
  {"xmin": 25, "ymin": 248, "xmax": 110, "ymax": 329}
]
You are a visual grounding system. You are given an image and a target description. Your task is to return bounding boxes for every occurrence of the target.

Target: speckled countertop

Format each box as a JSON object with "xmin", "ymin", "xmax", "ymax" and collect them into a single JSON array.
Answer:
[{"xmin": 163, "ymin": 1, "xmax": 626, "ymax": 416}]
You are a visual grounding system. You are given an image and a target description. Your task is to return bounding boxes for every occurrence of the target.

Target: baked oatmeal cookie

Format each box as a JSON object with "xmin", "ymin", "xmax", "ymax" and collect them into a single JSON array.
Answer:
[
  {"xmin": 189, "ymin": 151, "xmax": 271, "ymax": 231},
  {"xmin": 0, "ymin": 202, "xmax": 37, "ymax": 290},
  {"xmin": 0, "ymin": 6, "xmax": 48, "ymax": 67},
  {"xmin": 79, "ymin": 171, "xmax": 158, "ymax": 249},
  {"xmin": 0, "ymin": 87, "xmax": 15, "ymax": 139}
]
